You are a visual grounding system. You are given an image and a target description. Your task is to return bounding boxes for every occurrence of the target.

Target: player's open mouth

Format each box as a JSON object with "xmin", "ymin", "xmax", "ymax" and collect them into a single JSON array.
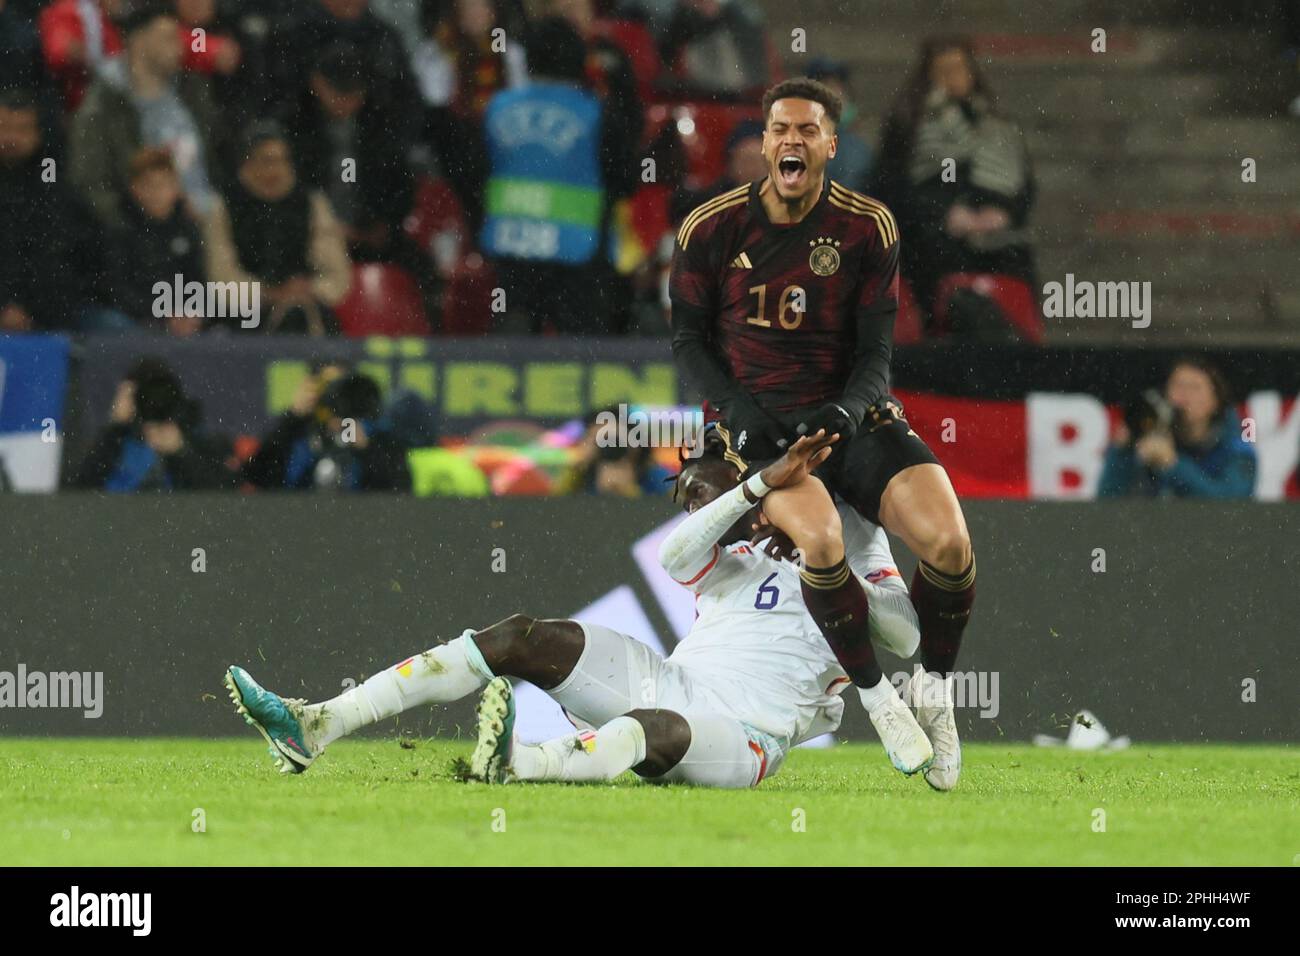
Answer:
[{"xmin": 777, "ymin": 155, "xmax": 806, "ymax": 189}]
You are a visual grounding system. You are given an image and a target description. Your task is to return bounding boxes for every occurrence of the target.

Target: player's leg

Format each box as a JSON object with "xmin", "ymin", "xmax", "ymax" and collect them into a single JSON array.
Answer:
[
  {"xmin": 647, "ymin": 713, "xmax": 778, "ymax": 788},
  {"xmin": 759, "ymin": 478, "xmax": 932, "ymax": 774},
  {"xmin": 878, "ymin": 462, "xmax": 975, "ymax": 671},
  {"xmin": 224, "ymin": 614, "xmax": 584, "ymax": 772},
  {"xmin": 825, "ymin": 400, "xmax": 968, "ymax": 787},
  {"xmin": 479, "ymin": 698, "xmax": 764, "ymax": 789},
  {"xmin": 760, "ymin": 477, "xmax": 884, "ymax": 685},
  {"xmin": 863, "ymin": 574, "xmax": 922, "ymax": 659},
  {"xmin": 836, "ymin": 502, "xmax": 922, "ymax": 658},
  {"xmin": 463, "ymin": 619, "xmax": 686, "ymax": 782},
  {"xmin": 308, "ymin": 613, "xmax": 588, "ymax": 739},
  {"xmin": 486, "ymin": 706, "xmax": 693, "ymax": 784},
  {"xmin": 877, "ymin": 463, "xmax": 972, "ymax": 791}
]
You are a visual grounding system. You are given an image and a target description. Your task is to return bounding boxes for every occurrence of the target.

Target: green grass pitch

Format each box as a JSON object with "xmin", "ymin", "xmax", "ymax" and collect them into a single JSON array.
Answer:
[{"xmin": 2, "ymin": 739, "xmax": 1295, "ymax": 866}]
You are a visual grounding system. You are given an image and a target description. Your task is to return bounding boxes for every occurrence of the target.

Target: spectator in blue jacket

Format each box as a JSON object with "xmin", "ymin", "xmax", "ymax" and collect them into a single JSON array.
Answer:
[
  {"xmin": 69, "ymin": 358, "xmax": 233, "ymax": 491},
  {"xmin": 1099, "ymin": 356, "xmax": 1256, "ymax": 499},
  {"xmin": 241, "ymin": 365, "xmax": 411, "ymax": 492}
]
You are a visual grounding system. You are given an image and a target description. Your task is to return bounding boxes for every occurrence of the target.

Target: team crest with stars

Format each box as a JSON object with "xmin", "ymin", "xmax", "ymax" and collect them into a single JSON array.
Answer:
[{"xmin": 808, "ymin": 237, "xmax": 841, "ymax": 277}]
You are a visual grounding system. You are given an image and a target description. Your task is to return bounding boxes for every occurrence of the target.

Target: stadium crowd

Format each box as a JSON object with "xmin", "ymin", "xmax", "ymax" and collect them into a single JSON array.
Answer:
[
  {"xmin": 1, "ymin": 0, "xmax": 1289, "ymax": 498},
  {"xmin": 1, "ymin": 0, "xmax": 1045, "ymax": 341}
]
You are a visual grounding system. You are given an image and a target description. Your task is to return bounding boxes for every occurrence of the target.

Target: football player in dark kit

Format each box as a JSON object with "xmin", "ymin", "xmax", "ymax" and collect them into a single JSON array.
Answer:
[{"xmin": 669, "ymin": 77, "xmax": 973, "ymax": 790}]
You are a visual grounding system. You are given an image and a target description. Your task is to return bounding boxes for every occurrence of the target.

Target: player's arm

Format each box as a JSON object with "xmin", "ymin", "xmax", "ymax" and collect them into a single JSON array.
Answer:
[
  {"xmin": 796, "ymin": 218, "xmax": 900, "ymax": 440},
  {"xmin": 669, "ymin": 302, "xmax": 754, "ymax": 421},
  {"xmin": 659, "ymin": 434, "xmax": 836, "ymax": 586},
  {"xmin": 657, "ymin": 475, "xmax": 759, "ymax": 587},
  {"xmin": 839, "ymin": 503, "xmax": 919, "ymax": 656},
  {"xmin": 668, "ymin": 227, "xmax": 789, "ymax": 457},
  {"xmin": 839, "ymin": 219, "xmax": 901, "ymax": 423}
]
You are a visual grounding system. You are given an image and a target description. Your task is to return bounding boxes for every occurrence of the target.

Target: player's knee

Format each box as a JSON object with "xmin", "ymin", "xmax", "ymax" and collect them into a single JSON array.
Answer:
[
  {"xmin": 926, "ymin": 527, "xmax": 973, "ymax": 575},
  {"xmin": 798, "ymin": 513, "xmax": 844, "ymax": 566},
  {"xmin": 481, "ymin": 613, "xmax": 537, "ymax": 654},
  {"xmin": 624, "ymin": 708, "xmax": 691, "ymax": 777},
  {"xmin": 474, "ymin": 614, "xmax": 582, "ymax": 681}
]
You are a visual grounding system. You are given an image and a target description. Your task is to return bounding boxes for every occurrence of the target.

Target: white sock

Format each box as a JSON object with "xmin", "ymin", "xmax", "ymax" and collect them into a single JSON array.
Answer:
[
  {"xmin": 917, "ymin": 669, "xmax": 954, "ymax": 709},
  {"xmin": 857, "ymin": 673, "xmax": 898, "ymax": 715},
  {"xmin": 510, "ymin": 715, "xmax": 647, "ymax": 782},
  {"xmin": 306, "ymin": 631, "xmax": 493, "ymax": 748}
]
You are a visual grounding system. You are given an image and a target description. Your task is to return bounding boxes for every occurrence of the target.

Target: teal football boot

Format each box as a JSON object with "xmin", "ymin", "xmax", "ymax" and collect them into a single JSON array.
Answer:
[{"xmin": 224, "ymin": 665, "xmax": 318, "ymax": 774}]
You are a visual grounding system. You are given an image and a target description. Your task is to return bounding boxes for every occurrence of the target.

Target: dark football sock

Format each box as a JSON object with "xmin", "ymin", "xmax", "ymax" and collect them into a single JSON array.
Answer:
[
  {"xmin": 799, "ymin": 558, "xmax": 882, "ymax": 688},
  {"xmin": 910, "ymin": 558, "xmax": 976, "ymax": 676}
]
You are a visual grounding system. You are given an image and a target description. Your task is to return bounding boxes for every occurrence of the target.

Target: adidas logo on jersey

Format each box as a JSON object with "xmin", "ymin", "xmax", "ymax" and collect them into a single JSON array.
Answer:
[{"xmin": 730, "ymin": 252, "xmax": 753, "ymax": 269}]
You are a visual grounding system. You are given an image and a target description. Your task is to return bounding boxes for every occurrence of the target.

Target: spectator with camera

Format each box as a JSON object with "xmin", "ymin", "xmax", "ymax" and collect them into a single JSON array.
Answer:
[
  {"xmin": 556, "ymin": 408, "xmax": 673, "ymax": 497},
  {"xmin": 241, "ymin": 365, "xmax": 411, "ymax": 491},
  {"xmin": 69, "ymin": 358, "xmax": 233, "ymax": 491},
  {"xmin": 1099, "ymin": 356, "xmax": 1256, "ymax": 499},
  {"xmin": 204, "ymin": 121, "xmax": 351, "ymax": 335}
]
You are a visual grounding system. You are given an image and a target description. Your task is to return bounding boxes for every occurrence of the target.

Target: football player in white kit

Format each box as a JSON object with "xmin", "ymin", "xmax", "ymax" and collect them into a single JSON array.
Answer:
[{"xmin": 224, "ymin": 429, "xmax": 944, "ymax": 790}]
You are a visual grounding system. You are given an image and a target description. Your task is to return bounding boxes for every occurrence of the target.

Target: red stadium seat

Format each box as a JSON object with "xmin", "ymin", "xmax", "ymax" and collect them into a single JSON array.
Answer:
[
  {"xmin": 933, "ymin": 272, "xmax": 1044, "ymax": 343},
  {"xmin": 403, "ymin": 175, "xmax": 466, "ymax": 273},
  {"xmin": 403, "ymin": 175, "xmax": 453, "ymax": 250},
  {"xmin": 335, "ymin": 263, "xmax": 431, "ymax": 338},
  {"xmin": 441, "ymin": 253, "xmax": 496, "ymax": 336},
  {"xmin": 645, "ymin": 102, "xmax": 763, "ymax": 189}
]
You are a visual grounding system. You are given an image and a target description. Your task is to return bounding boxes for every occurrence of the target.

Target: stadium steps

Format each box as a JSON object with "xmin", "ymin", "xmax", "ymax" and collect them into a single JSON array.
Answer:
[{"xmin": 753, "ymin": 0, "xmax": 1300, "ymax": 344}]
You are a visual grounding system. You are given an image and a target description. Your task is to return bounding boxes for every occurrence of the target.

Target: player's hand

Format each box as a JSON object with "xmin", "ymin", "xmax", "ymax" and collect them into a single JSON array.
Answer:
[
  {"xmin": 749, "ymin": 517, "xmax": 800, "ymax": 564},
  {"xmin": 795, "ymin": 403, "xmax": 857, "ymax": 446},
  {"xmin": 726, "ymin": 400, "xmax": 792, "ymax": 461},
  {"xmin": 758, "ymin": 430, "xmax": 838, "ymax": 489}
]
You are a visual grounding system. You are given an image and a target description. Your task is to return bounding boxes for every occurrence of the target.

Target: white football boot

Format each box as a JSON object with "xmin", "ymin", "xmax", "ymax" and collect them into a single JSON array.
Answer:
[
  {"xmin": 866, "ymin": 686, "xmax": 934, "ymax": 776},
  {"xmin": 904, "ymin": 669, "xmax": 961, "ymax": 791}
]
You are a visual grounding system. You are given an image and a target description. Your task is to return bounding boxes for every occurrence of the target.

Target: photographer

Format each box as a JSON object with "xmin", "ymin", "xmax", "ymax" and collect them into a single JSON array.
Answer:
[
  {"xmin": 69, "ymin": 358, "xmax": 233, "ymax": 491},
  {"xmin": 1099, "ymin": 356, "xmax": 1256, "ymax": 499},
  {"xmin": 241, "ymin": 365, "xmax": 410, "ymax": 492}
]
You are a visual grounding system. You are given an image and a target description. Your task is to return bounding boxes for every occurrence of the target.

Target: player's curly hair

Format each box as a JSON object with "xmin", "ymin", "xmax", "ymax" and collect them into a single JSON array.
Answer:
[{"xmin": 761, "ymin": 77, "xmax": 843, "ymax": 127}]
